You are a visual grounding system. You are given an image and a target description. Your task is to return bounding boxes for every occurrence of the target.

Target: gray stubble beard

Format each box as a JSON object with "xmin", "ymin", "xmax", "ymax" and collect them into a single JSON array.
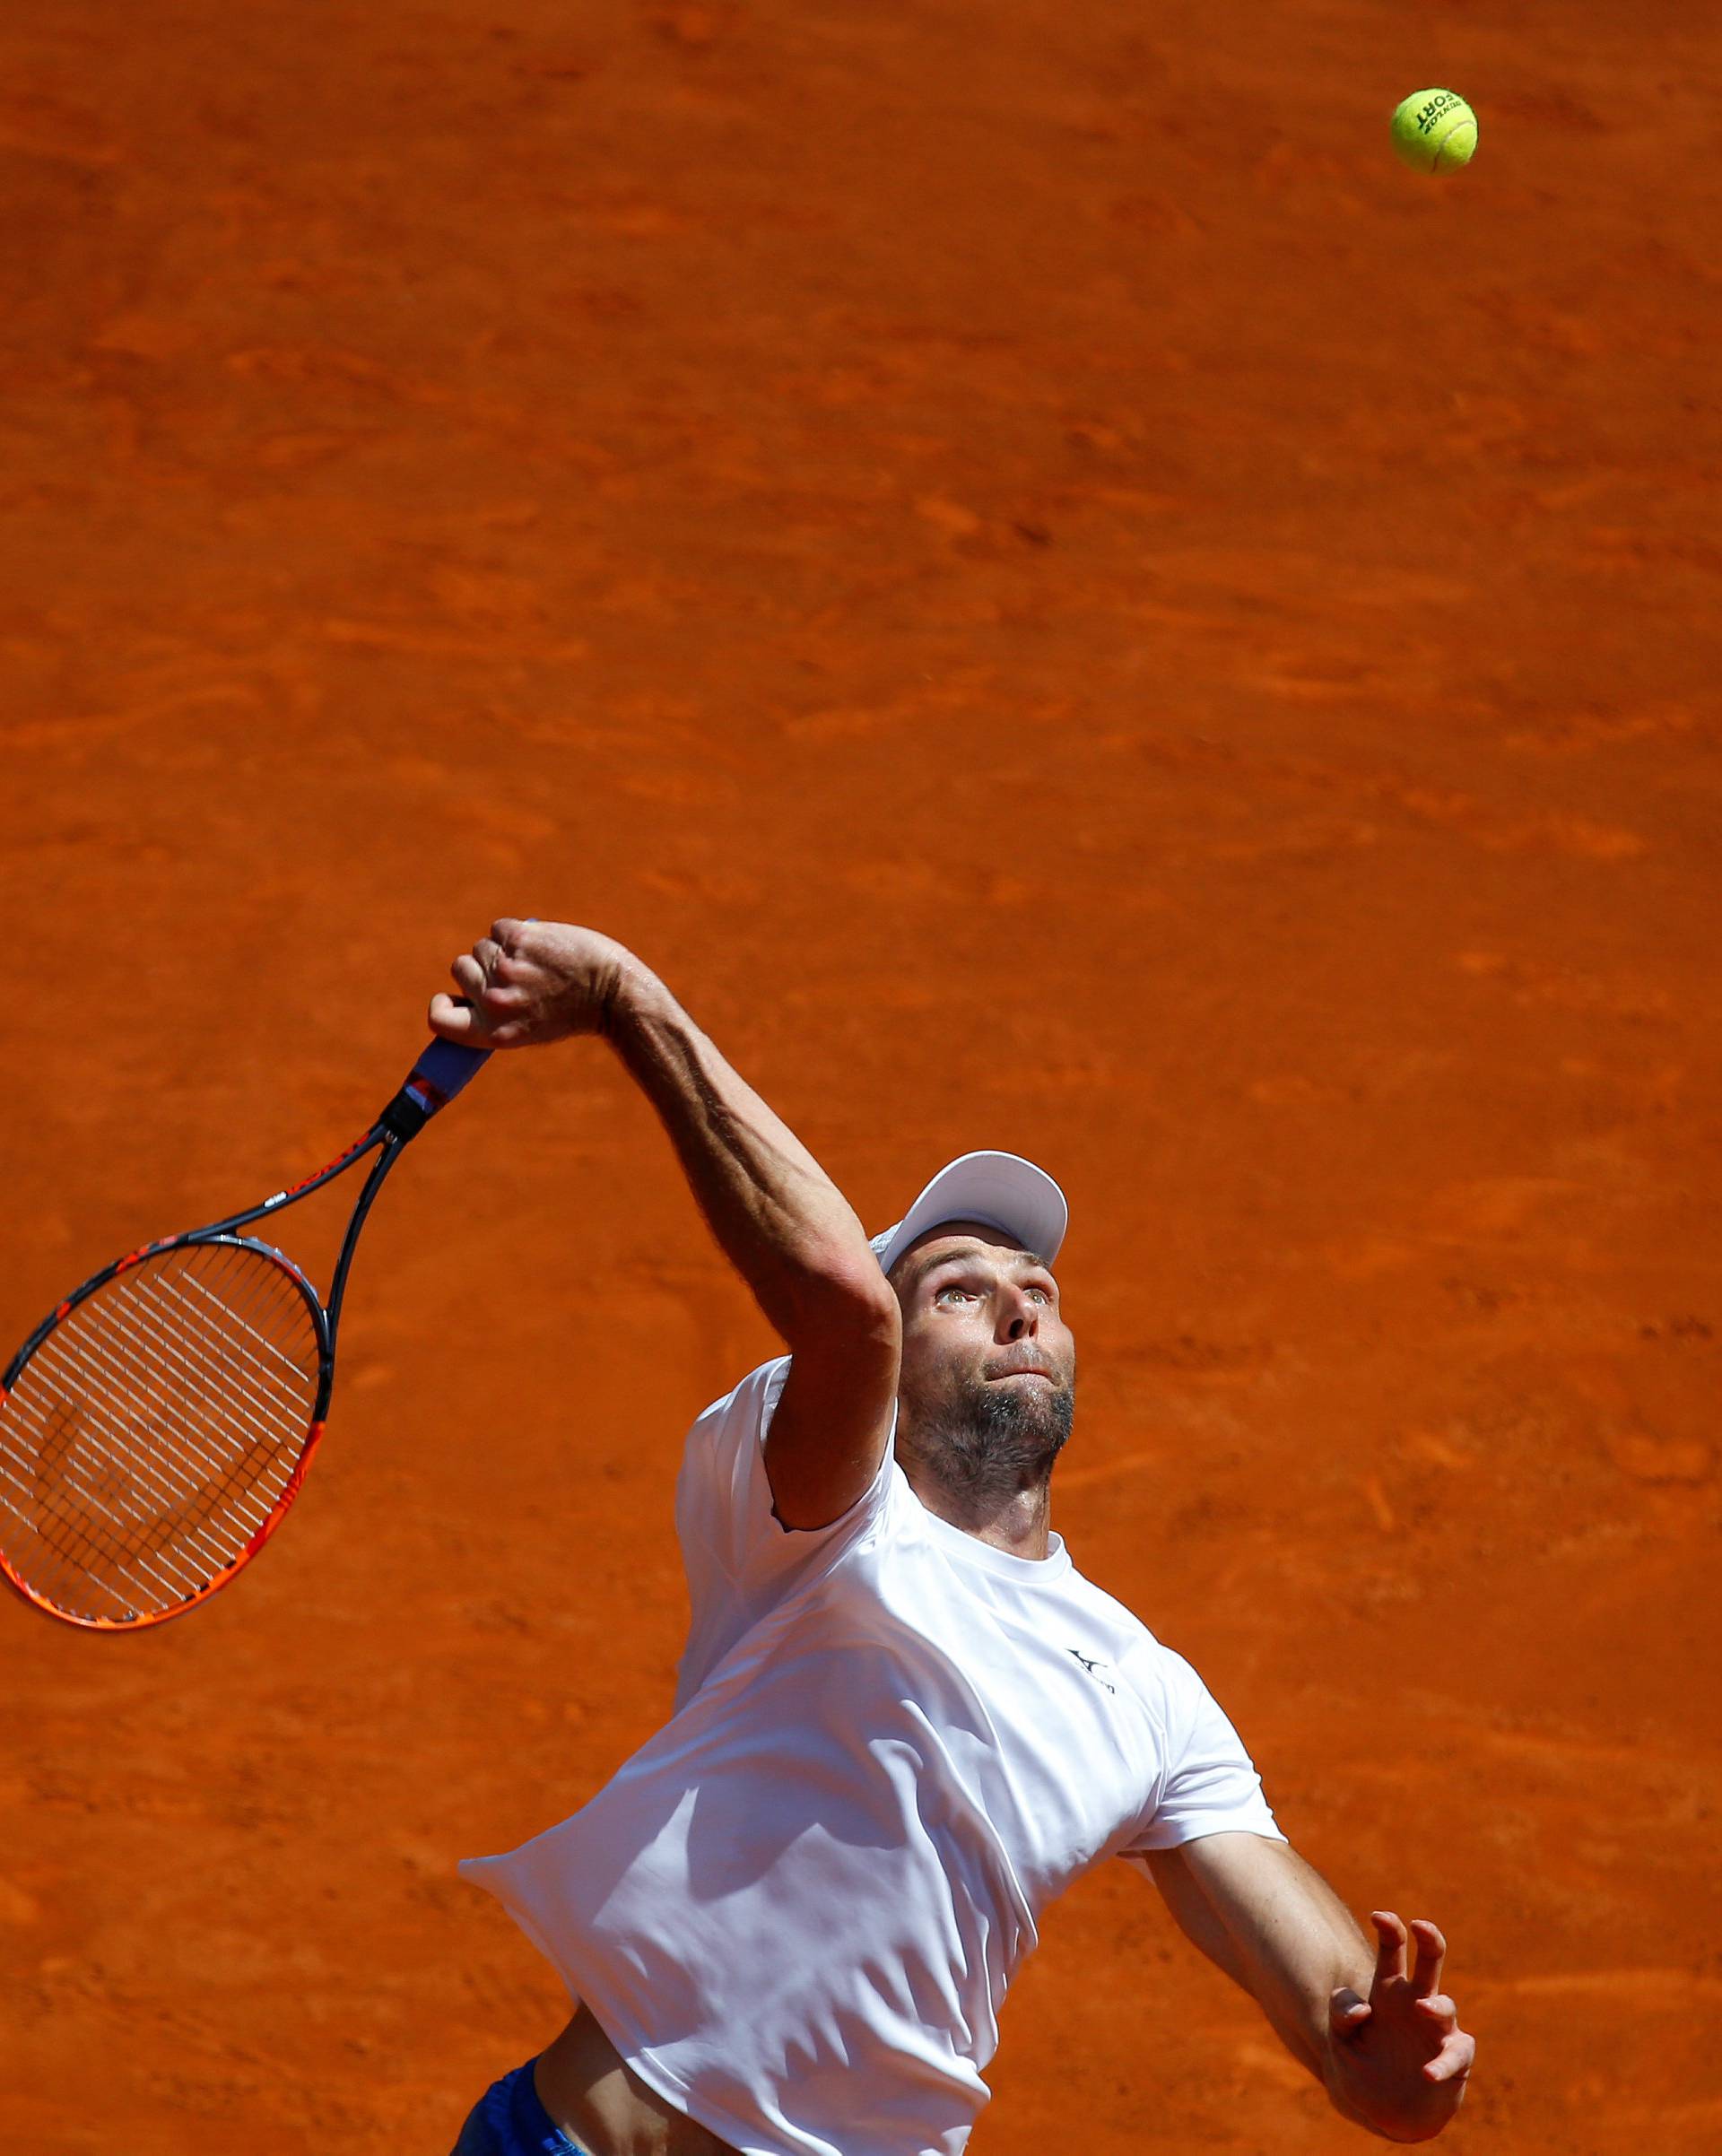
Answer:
[{"xmin": 907, "ymin": 1369, "xmax": 1075, "ymax": 1517}]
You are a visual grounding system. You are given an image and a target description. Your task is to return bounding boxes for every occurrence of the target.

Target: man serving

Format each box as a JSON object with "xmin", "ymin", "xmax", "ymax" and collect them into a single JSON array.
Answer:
[{"xmin": 438, "ymin": 920, "xmax": 1474, "ymax": 2156}]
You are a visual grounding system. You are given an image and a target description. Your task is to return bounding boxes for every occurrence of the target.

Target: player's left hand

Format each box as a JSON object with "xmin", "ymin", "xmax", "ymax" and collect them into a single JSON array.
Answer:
[{"xmin": 1325, "ymin": 1912, "xmax": 1474, "ymax": 2142}]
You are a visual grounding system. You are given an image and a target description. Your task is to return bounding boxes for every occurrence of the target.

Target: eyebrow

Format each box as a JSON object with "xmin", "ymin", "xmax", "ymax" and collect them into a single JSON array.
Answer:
[{"xmin": 918, "ymin": 1244, "xmax": 1052, "ymax": 1282}]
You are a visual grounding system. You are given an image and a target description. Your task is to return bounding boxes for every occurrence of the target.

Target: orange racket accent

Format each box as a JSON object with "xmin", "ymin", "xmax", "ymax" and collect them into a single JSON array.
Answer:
[{"xmin": 0, "ymin": 1416, "xmax": 330, "ymax": 1633}]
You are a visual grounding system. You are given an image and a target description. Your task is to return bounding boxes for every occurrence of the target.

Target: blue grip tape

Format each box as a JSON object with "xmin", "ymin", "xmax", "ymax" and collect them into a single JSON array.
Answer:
[{"xmin": 404, "ymin": 1037, "xmax": 491, "ymax": 1116}]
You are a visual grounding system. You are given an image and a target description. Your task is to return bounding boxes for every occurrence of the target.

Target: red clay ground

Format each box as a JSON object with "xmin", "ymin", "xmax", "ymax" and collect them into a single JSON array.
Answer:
[{"xmin": 3, "ymin": 3, "xmax": 1719, "ymax": 2151}]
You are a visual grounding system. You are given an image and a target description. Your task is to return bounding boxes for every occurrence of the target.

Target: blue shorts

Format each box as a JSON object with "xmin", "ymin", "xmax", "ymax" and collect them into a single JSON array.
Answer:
[{"xmin": 450, "ymin": 2061, "xmax": 594, "ymax": 2156}]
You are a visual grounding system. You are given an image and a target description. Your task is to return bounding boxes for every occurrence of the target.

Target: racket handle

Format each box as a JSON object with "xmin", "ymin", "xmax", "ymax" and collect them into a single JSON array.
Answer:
[{"xmin": 380, "ymin": 1038, "xmax": 492, "ymax": 1141}]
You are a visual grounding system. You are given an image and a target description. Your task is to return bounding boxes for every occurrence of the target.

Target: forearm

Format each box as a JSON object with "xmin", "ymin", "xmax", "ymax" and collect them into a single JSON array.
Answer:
[
  {"xmin": 1222, "ymin": 1870, "xmax": 1475, "ymax": 2141},
  {"xmin": 604, "ymin": 961, "xmax": 886, "ymax": 1343},
  {"xmin": 1220, "ymin": 1852, "xmax": 1373, "ymax": 2088},
  {"xmin": 1152, "ymin": 1839, "xmax": 1370, "ymax": 2086},
  {"xmin": 1152, "ymin": 1836, "xmax": 1472, "ymax": 2139}
]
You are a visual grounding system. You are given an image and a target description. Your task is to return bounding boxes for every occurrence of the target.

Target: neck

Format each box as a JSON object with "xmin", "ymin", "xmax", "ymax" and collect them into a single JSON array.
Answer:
[{"xmin": 903, "ymin": 1467, "xmax": 1054, "ymax": 1560}]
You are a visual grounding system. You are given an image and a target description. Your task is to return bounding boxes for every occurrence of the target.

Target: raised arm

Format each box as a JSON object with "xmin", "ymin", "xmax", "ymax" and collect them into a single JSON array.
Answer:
[
  {"xmin": 1144, "ymin": 1834, "xmax": 1474, "ymax": 2142},
  {"xmin": 430, "ymin": 918, "xmax": 900, "ymax": 1528}
]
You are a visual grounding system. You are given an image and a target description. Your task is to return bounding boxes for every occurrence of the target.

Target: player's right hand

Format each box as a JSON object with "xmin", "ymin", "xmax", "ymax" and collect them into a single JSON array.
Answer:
[{"xmin": 430, "ymin": 918, "xmax": 640, "ymax": 1048}]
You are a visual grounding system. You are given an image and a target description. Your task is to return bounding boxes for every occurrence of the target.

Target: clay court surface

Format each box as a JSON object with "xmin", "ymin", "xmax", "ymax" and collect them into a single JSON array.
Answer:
[{"xmin": 4, "ymin": 1, "xmax": 1719, "ymax": 2149}]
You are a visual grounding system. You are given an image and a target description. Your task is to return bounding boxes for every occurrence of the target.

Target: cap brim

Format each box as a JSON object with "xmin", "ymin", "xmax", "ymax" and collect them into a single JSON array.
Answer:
[{"xmin": 870, "ymin": 1152, "xmax": 1068, "ymax": 1278}]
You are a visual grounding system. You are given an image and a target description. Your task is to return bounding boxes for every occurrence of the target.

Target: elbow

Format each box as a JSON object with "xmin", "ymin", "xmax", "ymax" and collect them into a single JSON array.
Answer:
[{"xmin": 780, "ymin": 1247, "xmax": 901, "ymax": 1352}]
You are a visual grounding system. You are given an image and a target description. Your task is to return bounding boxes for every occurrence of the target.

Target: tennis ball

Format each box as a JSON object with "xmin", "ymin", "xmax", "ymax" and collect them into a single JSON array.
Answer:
[{"xmin": 1390, "ymin": 88, "xmax": 1478, "ymax": 174}]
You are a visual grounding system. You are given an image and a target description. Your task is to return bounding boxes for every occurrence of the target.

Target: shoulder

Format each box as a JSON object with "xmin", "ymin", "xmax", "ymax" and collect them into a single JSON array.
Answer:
[
  {"xmin": 675, "ymin": 1356, "xmax": 793, "ymax": 1536},
  {"xmin": 1055, "ymin": 1558, "xmax": 1218, "ymax": 1702},
  {"xmin": 1055, "ymin": 1558, "xmax": 1170, "ymax": 1670},
  {"xmin": 1040, "ymin": 1562, "xmax": 1193, "ymax": 1723},
  {"xmin": 1109, "ymin": 1623, "xmax": 1230, "ymax": 1744},
  {"xmin": 692, "ymin": 1354, "xmax": 793, "ymax": 1430}
]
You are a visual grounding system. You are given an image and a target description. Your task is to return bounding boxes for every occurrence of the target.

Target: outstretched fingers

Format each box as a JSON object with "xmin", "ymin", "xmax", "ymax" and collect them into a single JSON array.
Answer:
[
  {"xmin": 1370, "ymin": 1909, "xmax": 1409, "ymax": 1992},
  {"xmin": 1409, "ymin": 1918, "xmax": 1448, "ymax": 1998}
]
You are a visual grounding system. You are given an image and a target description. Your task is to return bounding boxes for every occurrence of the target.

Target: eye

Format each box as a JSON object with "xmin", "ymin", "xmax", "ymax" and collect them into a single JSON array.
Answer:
[
  {"xmin": 1026, "ymin": 1286, "xmax": 1051, "ymax": 1304},
  {"xmin": 935, "ymin": 1284, "xmax": 978, "ymax": 1306}
]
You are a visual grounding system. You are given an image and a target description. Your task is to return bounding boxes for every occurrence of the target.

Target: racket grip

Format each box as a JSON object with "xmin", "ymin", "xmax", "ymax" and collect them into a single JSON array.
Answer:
[{"xmin": 380, "ymin": 1039, "xmax": 492, "ymax": 1141}]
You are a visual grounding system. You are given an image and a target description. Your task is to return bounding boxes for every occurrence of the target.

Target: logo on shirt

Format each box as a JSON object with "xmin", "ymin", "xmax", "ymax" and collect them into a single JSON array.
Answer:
[{"xmin": 1067, "ymin": 1648, "xmax": 1117, "ymax": 1694}]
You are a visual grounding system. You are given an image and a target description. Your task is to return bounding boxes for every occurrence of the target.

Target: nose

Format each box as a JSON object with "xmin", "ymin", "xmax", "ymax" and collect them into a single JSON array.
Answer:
[{"xmin": 999, "ymin": 1288, "xmax": 1039, "ymax": 1343}]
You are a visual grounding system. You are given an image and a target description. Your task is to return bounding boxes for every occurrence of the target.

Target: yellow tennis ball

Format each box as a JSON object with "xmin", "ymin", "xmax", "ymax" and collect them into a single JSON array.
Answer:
[{"xmin": 1390, "ymin": 88, "xmax": 1479, "ymax": 174}]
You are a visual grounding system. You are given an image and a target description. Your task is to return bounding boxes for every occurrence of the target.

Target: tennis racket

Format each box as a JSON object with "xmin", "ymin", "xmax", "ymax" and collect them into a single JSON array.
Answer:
[{"xmin": 0, "ymin": 1037, "xmax": 489, "ymax": 1631}]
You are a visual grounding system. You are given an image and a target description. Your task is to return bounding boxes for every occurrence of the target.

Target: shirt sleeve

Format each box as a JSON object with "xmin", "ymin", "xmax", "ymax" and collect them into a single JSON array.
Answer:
[
  {"xmin": 1119, "ymin": 1646, "xmax": 1285, "ymax": 1856},
  {"xmin": 672, "ymin": 1356, "xmax": 898, "ymax": 1704}
]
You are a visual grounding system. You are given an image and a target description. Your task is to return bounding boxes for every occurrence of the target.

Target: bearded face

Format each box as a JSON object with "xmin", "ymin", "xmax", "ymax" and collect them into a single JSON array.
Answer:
[{"xmin": 889, "ymin": 1221, "xmax": 1077, "ymax": 1523}]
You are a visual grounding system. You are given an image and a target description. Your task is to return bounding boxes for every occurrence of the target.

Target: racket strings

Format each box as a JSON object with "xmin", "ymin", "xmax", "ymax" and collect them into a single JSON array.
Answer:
[
  {"xmin": 1, "ymin": 1264, "xmax": 311, "ymax": 1612},
  {"xmin": 0, "ymin": 1242, "xmax": 323, "ymax": 1622},
  {"xmin": 27, "ymin": 1247, "xmax": 313, "ymax": 1543}
]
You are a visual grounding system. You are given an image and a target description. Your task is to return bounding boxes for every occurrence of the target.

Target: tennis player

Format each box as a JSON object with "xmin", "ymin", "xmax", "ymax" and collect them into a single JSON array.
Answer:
[{"xmin": 435, "ymin": 920, "xmax": 1474, "ymax": 2156}]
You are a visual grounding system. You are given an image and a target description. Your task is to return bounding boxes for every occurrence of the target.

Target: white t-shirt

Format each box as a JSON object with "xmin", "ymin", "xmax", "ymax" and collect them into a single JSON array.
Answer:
[{"xmin": 461, "ymin": 1358, "xmax": 1283, "ymax": 2156}]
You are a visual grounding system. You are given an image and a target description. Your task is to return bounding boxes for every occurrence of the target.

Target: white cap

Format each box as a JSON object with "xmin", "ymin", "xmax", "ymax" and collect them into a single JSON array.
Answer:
[{"xmin": 869, "ymin": 1151, "xmax": 1068, "ymax": 1278}]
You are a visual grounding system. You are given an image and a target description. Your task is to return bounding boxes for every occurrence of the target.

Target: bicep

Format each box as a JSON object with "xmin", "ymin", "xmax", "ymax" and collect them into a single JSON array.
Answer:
[{"xmin": 762, "ymin": 1286, "xmax": 900, "ymax": 1530}]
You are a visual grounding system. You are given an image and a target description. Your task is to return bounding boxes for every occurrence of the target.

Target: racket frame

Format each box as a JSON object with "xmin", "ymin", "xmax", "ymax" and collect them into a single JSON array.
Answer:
[{"xmin": 0, "ymin": 1038, "xmax": 486, "ymax": 1630}]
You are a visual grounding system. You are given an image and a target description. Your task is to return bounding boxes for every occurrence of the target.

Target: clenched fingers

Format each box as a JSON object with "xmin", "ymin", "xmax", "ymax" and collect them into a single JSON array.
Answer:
[
  {"xmin": 449, "ymin": 951, "xmax": 523, "ymax": 1026},
  {"xmin": 428, "ymin": 989, "xmax": 480, "ymax": 1040},
  {"xmin": 1422, "ymin": 2029, "xmax": 1476, "ymax": 2087}
]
